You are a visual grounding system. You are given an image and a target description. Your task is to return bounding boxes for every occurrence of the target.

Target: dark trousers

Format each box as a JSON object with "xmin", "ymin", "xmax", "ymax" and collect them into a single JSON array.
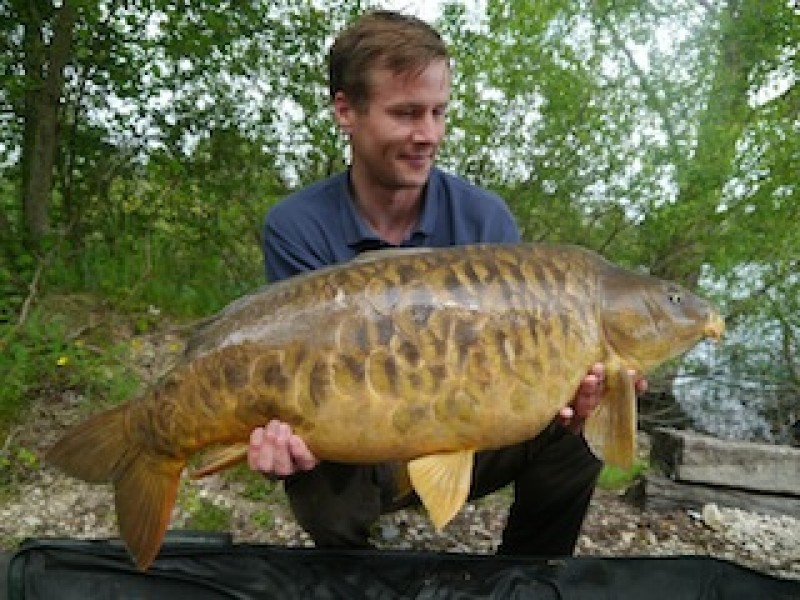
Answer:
[{"xmin": 284, "ymin": 422, "xmax": 602, "ymax": 556}]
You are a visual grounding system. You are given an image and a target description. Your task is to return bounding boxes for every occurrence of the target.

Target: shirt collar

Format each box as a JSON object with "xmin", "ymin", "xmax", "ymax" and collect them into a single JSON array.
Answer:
[{"xmin": 340, "ymin": 168, "xmax": 440, "ymax": 249}]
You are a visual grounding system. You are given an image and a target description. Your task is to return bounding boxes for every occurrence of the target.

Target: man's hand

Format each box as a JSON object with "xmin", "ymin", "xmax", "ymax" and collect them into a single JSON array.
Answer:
[
  {"xmin": 248, "ymin": 420, "xmax": 319, "ymax": 478},
  {"xmin": 558, "ymin": 363, "xmax": 648, "ymax": 434}
]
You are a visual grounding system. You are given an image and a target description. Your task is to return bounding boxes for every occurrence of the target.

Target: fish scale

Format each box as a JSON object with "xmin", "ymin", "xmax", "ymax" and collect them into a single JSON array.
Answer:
[{"xmin": 46, "ymin": 242, "xmax": 724, "ymax": 570}]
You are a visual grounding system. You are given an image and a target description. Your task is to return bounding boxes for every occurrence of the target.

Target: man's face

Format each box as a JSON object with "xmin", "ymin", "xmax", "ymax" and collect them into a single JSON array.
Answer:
[{"xmin": 335, "ymin": 59, "xmax": 450, "ymax": 192}]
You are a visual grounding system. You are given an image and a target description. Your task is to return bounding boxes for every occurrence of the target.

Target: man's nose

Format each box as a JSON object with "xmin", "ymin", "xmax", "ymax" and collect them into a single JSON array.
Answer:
[{"xmin": 411, "ymin": 114, "xmax": 441, "ymax": 143}]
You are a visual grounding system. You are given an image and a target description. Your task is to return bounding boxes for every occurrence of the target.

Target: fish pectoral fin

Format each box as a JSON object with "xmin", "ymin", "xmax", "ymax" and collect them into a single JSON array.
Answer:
[
  {"xmin": 190, "ymin": 443, "xmax": 249, "ymax": 479},
  {"xmin": 407, "ymin": 449, "xmax": 475, "ymax": 530},
  {"xmin": 583, "ymin": 361, "xmax": 637, "ymax": 469}
]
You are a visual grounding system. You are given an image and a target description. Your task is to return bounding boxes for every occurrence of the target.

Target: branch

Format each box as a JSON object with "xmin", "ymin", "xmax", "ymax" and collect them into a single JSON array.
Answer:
[
  {"xmin": 595, "ymin": 8, "xmax": 679, "ymax": 150},
  {"xmin": 724, "ymin": 259, "xmax": 800, "ymax": 324},
  {"xmin": 16, "ymin": 254, "xmax": 46, "ymax": 327},
  {"xmin": 0, "ymin": 221, "xmax": 73, "ymax": 349},
  {"xmin": 775, "ymin": 303, "xmax": 799, "ymax": 386}
]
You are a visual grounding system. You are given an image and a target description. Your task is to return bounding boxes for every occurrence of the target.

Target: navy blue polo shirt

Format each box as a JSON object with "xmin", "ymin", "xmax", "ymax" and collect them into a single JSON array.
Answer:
[{"xmin": 262, "ymin": 167, "xmax": 520, "ymax": 282}]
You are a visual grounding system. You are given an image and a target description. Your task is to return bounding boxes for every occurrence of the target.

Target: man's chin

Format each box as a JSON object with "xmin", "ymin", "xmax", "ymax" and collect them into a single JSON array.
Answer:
[{"xmin": 396, "ymin": 166, "xmax": 433, "ymax": 188}]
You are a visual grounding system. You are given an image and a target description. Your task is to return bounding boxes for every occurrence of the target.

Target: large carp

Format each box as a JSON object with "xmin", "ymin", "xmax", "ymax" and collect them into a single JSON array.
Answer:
[{"xmin": 47, "ymin": 243, "xmax": 724, "ymax": 569}]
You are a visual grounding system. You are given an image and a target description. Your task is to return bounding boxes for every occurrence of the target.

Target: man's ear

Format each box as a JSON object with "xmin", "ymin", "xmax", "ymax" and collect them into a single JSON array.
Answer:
[{"xmin": 333, "ymin": 91, "xmax": 354, "ymax": 133}]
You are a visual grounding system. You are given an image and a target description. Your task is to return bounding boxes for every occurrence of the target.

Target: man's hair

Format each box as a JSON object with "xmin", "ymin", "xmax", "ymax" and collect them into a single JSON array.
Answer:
[{"xmin": 328, "ymin": 10, "xmax": 449, "ymax": 110}]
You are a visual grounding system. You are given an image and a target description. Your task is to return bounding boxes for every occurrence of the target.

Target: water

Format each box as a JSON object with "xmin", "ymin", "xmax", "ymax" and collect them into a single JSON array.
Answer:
[
  {"xmin": 673, "ymin": 322, "xmax": 795, "ymax": 443},
  {"xmin": 674, "ymin": 374, "xmax": 775, "ymax": 441}
]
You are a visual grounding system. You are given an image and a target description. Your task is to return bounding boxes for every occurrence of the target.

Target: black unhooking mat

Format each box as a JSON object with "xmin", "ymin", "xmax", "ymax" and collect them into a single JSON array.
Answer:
[{"xmin": 6, "ymin": 533, "xmax": 800, "ymax": 599}]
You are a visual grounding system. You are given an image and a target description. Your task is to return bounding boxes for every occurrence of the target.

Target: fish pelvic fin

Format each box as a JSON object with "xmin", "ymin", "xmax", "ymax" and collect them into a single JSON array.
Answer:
[
  {"xmin": 190, "ymin": 443, "xmax": 249, "ymax": 479},
  {"xmin": 46, "ymin": 404, "xmax": 184, "ymax": 570},
  {"xmin": 583, "ymin": 360, "xmax": 637, "ymax": 469},
  {"xmin": 408, "ymin": 449, "xmax": 475, "ymax": 530}
]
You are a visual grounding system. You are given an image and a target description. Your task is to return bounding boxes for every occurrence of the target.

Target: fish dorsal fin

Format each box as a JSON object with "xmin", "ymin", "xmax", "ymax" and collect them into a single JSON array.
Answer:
[
  {"xmin": 189, "ymin": 443, "xmax": 249, "ymax": 479},
  {"xmin": 351, "ymin": 247, "xmax": 435, "ymax": 264},
  {"xmin": 407, "ymin": 449, "xmax": 475, "ymax": 530},
  {"xmin": 583, "ymin": 357, "xmax": 637, "ymax": 469}
]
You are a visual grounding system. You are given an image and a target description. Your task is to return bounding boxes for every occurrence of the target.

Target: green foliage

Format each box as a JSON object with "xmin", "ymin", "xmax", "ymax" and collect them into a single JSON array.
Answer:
[
  {"xmin": 251, "ymin": 509, "xmax": 275, "ymax": 529},
  {"xmin": 43, "ymin": 230, "xmax": 262, "ymax": 318},
  {"xmin": 0, "ymin": 445, "xmax": 40, "ymax": 497},
  {"xmin": 597, "ymin": 460, "xmax": 648, "ymax": 491},
  {"xmin": 224, "ymin": 464, "xmax": 281, "ymax": 503},
  {"xmin": 0, "ymin": 307, "xmax": 139, "ymax": 433},
  {"xmin": 180, "ymin": 488, "xmax": 233, "ymax": 532},
  {"xmin": 242, "ymin": 475, "xmax": 280, "ymax": 504}
]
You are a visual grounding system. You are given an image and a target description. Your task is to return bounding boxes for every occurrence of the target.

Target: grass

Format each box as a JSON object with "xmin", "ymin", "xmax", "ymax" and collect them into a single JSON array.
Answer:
[
  {"xmin": 0, "ymin": 445, "xmax": 40, "ymax": 500},
  {"xmin": 0, "ymin": 306, "xmax": 140, "ymax": 431},
  {"xmin": 184, "ymin": 497, "xmax": 233, "ymax": 532}
]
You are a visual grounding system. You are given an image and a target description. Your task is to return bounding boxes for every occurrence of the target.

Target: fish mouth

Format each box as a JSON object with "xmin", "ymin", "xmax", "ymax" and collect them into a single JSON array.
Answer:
[{"xmin": 704, "ymin": 313, "xmax": 725, "ymax": 342}]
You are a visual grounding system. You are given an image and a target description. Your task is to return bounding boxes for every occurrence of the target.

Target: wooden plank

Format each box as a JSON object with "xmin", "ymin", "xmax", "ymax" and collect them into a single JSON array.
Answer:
[
  {"xmin": 650, "ymin": 428, "xmax": 800, "ymax": 496},
  {"xmin": 634, "ymin": 474, "xmax": 800, "ymax": 520}
]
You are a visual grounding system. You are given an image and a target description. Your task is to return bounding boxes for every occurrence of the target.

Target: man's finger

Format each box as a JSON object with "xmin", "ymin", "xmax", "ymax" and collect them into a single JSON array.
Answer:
[
  {"xmin": 289, "ymin": 435, "xmax": 319, "ymax": 471},
  {"xmin": 248, "ymin": 427, "xmax": 265, "ymax": 469},
  {"xmin": 267, "ymin": 423, "xmax": 292, "ymax": 476}
]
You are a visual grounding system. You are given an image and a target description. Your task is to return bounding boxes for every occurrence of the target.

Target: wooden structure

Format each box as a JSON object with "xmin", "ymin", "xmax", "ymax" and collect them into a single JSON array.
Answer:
[{"xmin": 632, "ymin": 428, "xmax": 800, "ymax": 519}]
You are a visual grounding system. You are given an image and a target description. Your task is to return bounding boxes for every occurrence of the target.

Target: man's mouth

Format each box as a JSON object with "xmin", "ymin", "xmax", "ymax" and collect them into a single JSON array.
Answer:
[{"xmin": 402, "ymin": 154, "xmax": 432, "ymax": 168}]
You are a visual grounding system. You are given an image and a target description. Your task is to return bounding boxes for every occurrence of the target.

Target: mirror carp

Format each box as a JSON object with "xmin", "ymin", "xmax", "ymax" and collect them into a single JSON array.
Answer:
[{"xmin": 46, "ymin": 243, "xmax": 724, "ymax": 569}]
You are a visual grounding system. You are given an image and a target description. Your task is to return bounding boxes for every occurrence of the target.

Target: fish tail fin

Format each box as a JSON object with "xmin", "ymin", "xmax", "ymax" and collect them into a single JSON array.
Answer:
[
  {"xmin": 46, "ymin": 405, "xmax": 184, "ymax": 570},
  {"xmin": 46, "ymin": 405, "xmax": 134, "ymax": 483},
  {"xmin": 115, "ymin": 451, "xmax": 183, "ymax": 570},
  {"xmin": 583, "ymin": 363, "xmax": 637, "ymax": 469}
]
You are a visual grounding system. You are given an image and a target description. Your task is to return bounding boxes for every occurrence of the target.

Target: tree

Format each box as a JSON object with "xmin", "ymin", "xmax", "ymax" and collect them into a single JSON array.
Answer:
[
  {"xmin": 2, "ymin": 0, "xmax": 359, "ymax": 251},
  {"xmin": 15, "ymin": 1, "xmax": 77, "ymax": 245}
]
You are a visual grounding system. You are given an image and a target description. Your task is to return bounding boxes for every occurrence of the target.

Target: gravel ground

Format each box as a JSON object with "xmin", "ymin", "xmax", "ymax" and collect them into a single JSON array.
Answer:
[{"xmin": 2, "ymin": 320, "xmax": 798, "ymax": 585}]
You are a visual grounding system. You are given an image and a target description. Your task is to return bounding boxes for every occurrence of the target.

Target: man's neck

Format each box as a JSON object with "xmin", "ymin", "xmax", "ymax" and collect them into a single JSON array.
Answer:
[{"xmin": 348, "ymin": 171, "xmax": 426, "ymax": 246}]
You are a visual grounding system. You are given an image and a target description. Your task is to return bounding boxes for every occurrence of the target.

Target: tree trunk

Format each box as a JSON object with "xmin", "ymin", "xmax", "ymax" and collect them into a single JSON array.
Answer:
[
  {"xmin": 649, "ymin": 2, "xmax": 755, "ymax": 285},
  {"xmin": 19, "ymin": 1, "xmax": 77, "ymax": 247}
]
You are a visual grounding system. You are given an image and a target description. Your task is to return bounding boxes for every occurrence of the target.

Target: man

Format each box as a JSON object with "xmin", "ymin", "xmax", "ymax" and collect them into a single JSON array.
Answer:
[{"xmin": 251, "ymin": 10, "xmax": 640, "ymax": 556}]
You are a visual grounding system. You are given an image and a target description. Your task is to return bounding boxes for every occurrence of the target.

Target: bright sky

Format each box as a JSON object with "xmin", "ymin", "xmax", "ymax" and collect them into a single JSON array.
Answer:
[
  {"xmin": 381, "ymin": 0, "xmax": 444, "ymax": 21},
  {"xmin": 380, "ymin": 0, "xmax": 486, "ymax": 23}
]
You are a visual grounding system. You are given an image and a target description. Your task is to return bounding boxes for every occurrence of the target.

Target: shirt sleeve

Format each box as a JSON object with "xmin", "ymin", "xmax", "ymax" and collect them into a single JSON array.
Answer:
[
  {"xmin": 262, "ymin": 208, "xmax": 326, "ymax": 282},
  {"xmin": 485, "ymin": 202, "xmax": 522, "ymax": 244}
]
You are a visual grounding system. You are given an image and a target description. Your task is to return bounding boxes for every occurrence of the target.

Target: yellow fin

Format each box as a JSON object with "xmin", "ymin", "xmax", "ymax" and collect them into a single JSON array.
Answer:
[
  {"xmin": 190, "ymin": 443, "xmax": 249, "ymax": 479},
  {"xmin": 583, "ymin": 360, "xmax": 637, "ymax": 469},
  {"xmin": 407, "ymin": 449, "xmax": 475, "ymax": 530}
]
